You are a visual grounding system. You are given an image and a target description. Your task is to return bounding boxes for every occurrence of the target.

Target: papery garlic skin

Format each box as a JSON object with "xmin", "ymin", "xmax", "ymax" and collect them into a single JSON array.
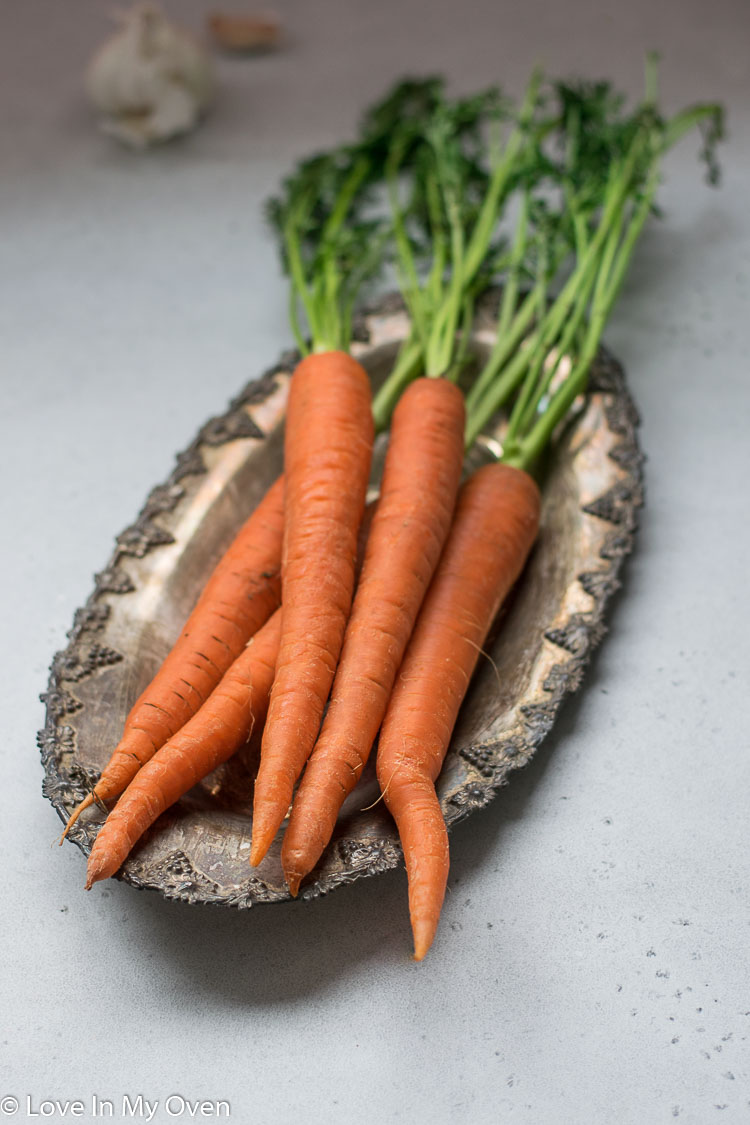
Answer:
[{"xmin": 86, "ymin": 3, "xmax": 214, "ymax": 148}]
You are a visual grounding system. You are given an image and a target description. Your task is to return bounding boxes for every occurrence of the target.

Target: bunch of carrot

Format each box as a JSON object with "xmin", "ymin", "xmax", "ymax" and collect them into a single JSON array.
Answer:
[{"xmin": 64, "ymin": 62, "xmax": 722, "ymax": 960}]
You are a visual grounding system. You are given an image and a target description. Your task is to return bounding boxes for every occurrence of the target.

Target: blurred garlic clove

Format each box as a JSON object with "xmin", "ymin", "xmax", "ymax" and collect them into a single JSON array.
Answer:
[
  {"xmin": 208, "ymin": 11, "xmax": 280, "ymax": 52},
  {"xmin": 86, "ymin": 3, "xmax": 214, "ymax": 148}
]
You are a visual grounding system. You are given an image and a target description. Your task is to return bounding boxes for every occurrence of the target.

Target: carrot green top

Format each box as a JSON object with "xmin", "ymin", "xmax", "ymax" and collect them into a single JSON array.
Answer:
[
  {"xmin": 368, "ymin": 59, "xmax": 722, "ymax": 462},
  {"xmin": 267, "ymin": 146, "xmax": 384, "ymax": 355},
  {"xmin": 267, "ymin": 80, "xmax": 451, "ymax": 357},
  {"xmin": 371, "ymin": 71, "xmax": 546, "ymax": 430},
  {"xmin": 268, "ymin": 62, "xmax": 723, "ymax": 452},
  {"xmin": 463, "ymin": 56, "xmax": 724, "ymax": 470}
]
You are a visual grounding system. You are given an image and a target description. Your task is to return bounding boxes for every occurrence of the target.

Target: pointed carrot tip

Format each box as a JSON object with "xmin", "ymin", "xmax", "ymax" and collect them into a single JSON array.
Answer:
[
  {"xmin": 60, "ymin": 792, "xmax": 96, "ymax": 845},
  {"xmin": 250, "ymin": 813, "xmax": 283, "ymax": 868},
  {"xmin": 85, "ymin": 850, "xmax": 110, "ymax": 890},
  {"xmin": 281, "ymin": 845, "xmax": 309, "ymax": 897},
  {"xmin": 285, "ymin": 871, "xmax": 301, "ymax": 898},
  {"xmin": 411, "ymin": 920, "xmax": 437, "ymax": 963}
]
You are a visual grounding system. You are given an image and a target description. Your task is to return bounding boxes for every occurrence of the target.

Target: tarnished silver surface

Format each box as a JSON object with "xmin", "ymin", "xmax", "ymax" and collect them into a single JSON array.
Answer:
[{"xmin": 39, "ymin": 290, "xmax": 643, "ymax": 905}]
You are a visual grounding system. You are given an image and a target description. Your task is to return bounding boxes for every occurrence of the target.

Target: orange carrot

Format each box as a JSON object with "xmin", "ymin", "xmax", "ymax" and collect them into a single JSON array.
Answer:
[
  {"xmin": 85, "ymin": 609, "xmax": 282, "ymax": 887},
  {"xmin": 250, "ymin": 351, "xmax": 374, "ymax": 866},
  {"xmin": 281, "ymin": 377, "xmax": 465, "ymax": 893},
  {"xmin": 62, "ymin": 476, "xmax": 284, "ymax": 839},
  {"xmin": 376, "ymin": 462, "xmax": 541, "ymax": 960}
]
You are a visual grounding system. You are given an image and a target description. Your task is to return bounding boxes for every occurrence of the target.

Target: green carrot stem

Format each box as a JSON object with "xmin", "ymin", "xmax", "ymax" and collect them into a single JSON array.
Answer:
[
  {"xmin": 507, "ymin": 106, "xmax": 723, "ymax": 471},
  {"xmin": 388, "ymin": 170, "xmax": 429, "ymax": 350},
  {"xmin": 371, "ymin": 337, "xmax": 424, "ymax": 431},
  {"xmin": 463, "ymin": 234, "xmax": 603, "ymax": 448},
  {"xmin": 276, "ymin": 147, "xmax": 383, "ymax": 354},
  {"xmin": 425, "ymin": 170, "xmax": 448, "ymax": 307},
  {"xmin": 565, "ymin": 186, "xmax": 590, "ymax": 259},
  {"xmin": 506, "ymin": 291, "xmax": 607, "ymax": 473},
  {"xmin": 512, "ymin": 196, "xmax": 627, "ymax": 440},
  {"xmin": 462, "ymin": 68, "xmax": 542, "ymax": 280},
  {"xmin": 287, "ymin": 271, "xmax": 308, "ymax": 356},
  {"xmin": 339, "ymin": 228, "xmax": 392, "ymax": 350},
  {"xmin": 496, "ymin": 190, "xmax": 531, "ymax": 342},
  {"xmin": 510, "ymin": 252, "xmax": 600, "ymax": 441},
  {"xmin": 447, "ymin": 292, "xmax": 476, "ymax": 384},
  {"xmin": 465, "ymin": 158, "xmax": 629, "ymax": 428},
  {"xmin": 320, "ymin": 155, "xmax": 370, "ymax": 245},
  {"xmin": 463, "ymin": 281, "xmax": 551, "ymax": 447},
  {"xmin": 461, "ymin": 144, "xmax": 518, "ymax": 283},
  {"xmin": 501, "ymin": 281, "xmax": 551, "ymax": 451},
  {"xmin": 284, "ymin": 206, "xmax": 317, "ymax": 353},
  {"xmin": 463, "ymin": 284, "xmax": 539, "ymax": 415},
  {"xmin": 600, "ymin": 163, "xmax": 661, "ymax": 315},
  {"xmin": 499, "ymin": 353, "xmax": 548, "ymax": 467},
  {"xmin": 464, "ymin": 137, "xmax": 645, "ymax": 446},
  {"xmin": 320, "ymin": 251, "xmax": 341, "ymax": 351},
  {"xmin": 506, "ymin": 185, "xmax": 651, "ymax": 470},
  {"xmin": 426, "ymin": 187, "xmax": 465, "ymax": 375}
]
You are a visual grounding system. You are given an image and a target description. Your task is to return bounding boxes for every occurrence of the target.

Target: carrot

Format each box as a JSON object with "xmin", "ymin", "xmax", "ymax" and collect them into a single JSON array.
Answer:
[
  {"xmin": 376, "ymin": 463, "xmax": 540, "ymax": 960},
  {"xmin": 85, "ymin": 609, "xmax": 282, "ymax": 887},
  {"xmin": 85, "ymin": 493, "xmax": 378, "ymax": 888},
  {"xmin": 249, "ymin": 351, "xmax": 374, "ymax": 866},
  {"xmin": 281, "ymin": 377, "xmax": 465, "ymax": 893},
  {"xmin": 62, "ymin": 476, "xmax": 284, "ymax": 840}
]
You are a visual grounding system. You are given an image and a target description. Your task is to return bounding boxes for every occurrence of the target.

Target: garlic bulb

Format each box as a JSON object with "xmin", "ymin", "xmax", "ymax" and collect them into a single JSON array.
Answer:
[{"xmin": 86, "ymin": 4, "xmax": 214, "ymax": 148}]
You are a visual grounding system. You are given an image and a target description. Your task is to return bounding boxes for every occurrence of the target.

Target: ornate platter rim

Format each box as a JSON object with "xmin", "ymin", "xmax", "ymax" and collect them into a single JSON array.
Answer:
[{"xmin": 39, "ymin": 289, "xmax": 644, "ymax": 906}]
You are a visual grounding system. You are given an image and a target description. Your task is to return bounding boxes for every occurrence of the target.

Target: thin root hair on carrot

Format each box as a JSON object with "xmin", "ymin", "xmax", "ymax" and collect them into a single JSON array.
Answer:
[
  {"xmin": 58, "ymin": 776, "xmax": 110, "ymax": 845},
  {"xmin": 360, "ymin": 765, "xmax": 399, "ymax": 812},
  {"xmin": 462, "ymin": 637, "xmax": 503, "ymax": 694}
]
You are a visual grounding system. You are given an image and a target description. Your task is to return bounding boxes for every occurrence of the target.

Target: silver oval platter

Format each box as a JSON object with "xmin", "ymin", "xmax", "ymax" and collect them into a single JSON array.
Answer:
[{"xmin": 40, "ymin": 290, "xmax": 643, "ymax": 905}]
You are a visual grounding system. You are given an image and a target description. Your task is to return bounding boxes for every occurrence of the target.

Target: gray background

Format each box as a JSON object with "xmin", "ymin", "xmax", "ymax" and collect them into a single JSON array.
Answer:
[{"xmin": 2, "ymin": 0, "xmax": 748, "ymax": 1122}]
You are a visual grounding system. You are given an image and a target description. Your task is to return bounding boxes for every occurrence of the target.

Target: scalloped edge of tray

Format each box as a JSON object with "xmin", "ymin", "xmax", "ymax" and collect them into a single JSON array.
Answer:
[{"xmin": 39, "ymin": 289, "xmax": 644, "ymax": 906}]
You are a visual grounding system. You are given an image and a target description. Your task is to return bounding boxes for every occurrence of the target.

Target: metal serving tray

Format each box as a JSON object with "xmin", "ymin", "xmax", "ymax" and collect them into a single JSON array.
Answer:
[{"xmin": 40, "ymin": 291, "xmax": 643, "ymax": 905}]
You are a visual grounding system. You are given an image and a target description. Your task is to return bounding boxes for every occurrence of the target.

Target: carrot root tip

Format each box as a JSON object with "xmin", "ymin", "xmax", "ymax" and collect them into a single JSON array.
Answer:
[
  {"xmin": 285, "ymin": 872, "xmax": 302, "ymax": 898},
  {"xmin": 411, "ymin": 919, "xmax": 437, "ymax": 963},
  {"xmin": 250, "ymin": 812, "xmax": 284, "ymax": 867},
  {"xmin": 84, "ymin": 851, "xmax": 112, "ymax": 890},
  {"xmin": 59, "ymin": 792, "xmax": 96, "ymax": 844}
]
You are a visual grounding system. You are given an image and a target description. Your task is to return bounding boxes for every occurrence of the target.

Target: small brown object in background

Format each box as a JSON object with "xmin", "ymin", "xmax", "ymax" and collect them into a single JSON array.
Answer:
[{"xmin": 208, "ymin": 12, "xmax": 280, "ymax": 52}]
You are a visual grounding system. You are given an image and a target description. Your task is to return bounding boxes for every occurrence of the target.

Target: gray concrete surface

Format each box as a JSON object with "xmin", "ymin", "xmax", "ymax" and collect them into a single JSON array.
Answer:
[{"xmin": 1, "ymin": 1, "xmax": 748, "ymax": 1122}]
